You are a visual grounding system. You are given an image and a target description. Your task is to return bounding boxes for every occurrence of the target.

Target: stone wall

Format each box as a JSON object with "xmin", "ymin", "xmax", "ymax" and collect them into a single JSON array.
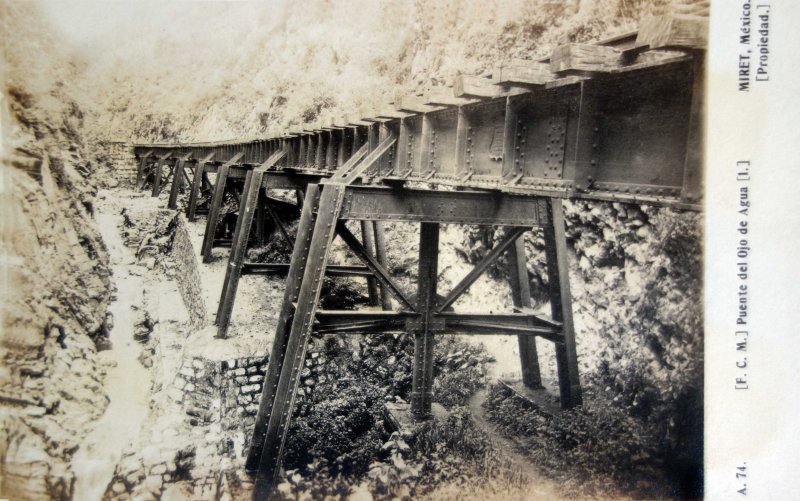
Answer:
[
  {"xmin": 169, "ymin": 357, "xmax": 220, "ymax": 426},
  {"xmin": 120, "ymin": 208, "xmax": 207, "ymax": 325},
  {"xmin": 95, "ymin": 141, "xmax": 138, "ymax": 187},
  {"xmin": 165, "ymin": 348, "xmax": 335, "ymax": 460},
  {"xmin": 103, "ymin": 355, "xmax": 269, "ymax": 499},
  {"xmin": 169, "ymin": 216, "xmax": 208, "ymax": 325},
  {"xmin": 220, "ymin": 356, "xmax": 268, "ymax": 436},
  {"xmin": 293, "ymin": 346, "xmax": 335, "ymax": 417}
]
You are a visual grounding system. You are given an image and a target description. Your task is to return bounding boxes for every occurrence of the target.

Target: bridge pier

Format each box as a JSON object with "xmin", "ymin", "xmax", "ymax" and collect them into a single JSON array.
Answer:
[
  {"xmin": 241, "ymin": 132, "xmax": 583, "ymax": 494},
  {"xmin": 166, "ymin": 154, "xmax": 193, "ymax": 209},
  {"xmin": 187, "ymin": 153, "xmax": 214, "ymax": 221},
  {"xmin": 201, "ymin": 153, "xmax": 240, "ymax": 262},
  {"xmin": 545, "ymin": 198, "xmax": 582, "ymax": 407},
  {"xmin": 508, "ymin": 233, "xmax": 543, "ymax": 389},
  {"xmin": 410, "ymin": 221, "xmax": 440, "ymax": 417}
]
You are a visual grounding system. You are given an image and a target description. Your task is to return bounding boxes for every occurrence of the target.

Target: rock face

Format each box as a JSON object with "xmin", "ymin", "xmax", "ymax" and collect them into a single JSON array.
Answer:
[
  {"xmin": 1, "ymin": 10, "xmax": 114, "ymax": 494},
  {"xmin": 1, "ymin": 148, "xmax": 113, "ymax": 499}
]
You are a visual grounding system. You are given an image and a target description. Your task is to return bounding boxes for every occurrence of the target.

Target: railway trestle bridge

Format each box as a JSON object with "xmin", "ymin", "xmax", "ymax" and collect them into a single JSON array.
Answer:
[{"xmin": 131, "ymin": 11, "xmax": 706, "ymax": 497}]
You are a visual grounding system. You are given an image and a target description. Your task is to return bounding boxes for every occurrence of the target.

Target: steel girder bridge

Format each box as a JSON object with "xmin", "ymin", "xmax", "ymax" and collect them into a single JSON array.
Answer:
[{"xmin": 132, "ymin": 11, "xmax": 706, "ymax": 497}]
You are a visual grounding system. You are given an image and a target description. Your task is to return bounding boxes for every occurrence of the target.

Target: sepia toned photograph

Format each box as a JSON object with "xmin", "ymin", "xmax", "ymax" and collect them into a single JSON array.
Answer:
[{"xmin": 2, "ymin": 1, "xmax": 709, "ymax": 499}]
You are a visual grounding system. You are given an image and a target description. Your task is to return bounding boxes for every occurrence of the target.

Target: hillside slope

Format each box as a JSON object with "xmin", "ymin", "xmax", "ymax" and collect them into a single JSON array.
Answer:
[{"xmin": 68, "ymin": 0, "xmax": 675, "ymax": 143}]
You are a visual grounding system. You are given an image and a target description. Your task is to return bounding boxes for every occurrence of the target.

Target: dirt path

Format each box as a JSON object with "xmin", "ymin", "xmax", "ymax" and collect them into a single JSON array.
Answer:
[
  {"xmin": 71, "ymin": 197, "xmax": 153, "ymax": 500},
  {"xmin": 466, "ymin": 388, "xmax": 566, "ymax": 500}
]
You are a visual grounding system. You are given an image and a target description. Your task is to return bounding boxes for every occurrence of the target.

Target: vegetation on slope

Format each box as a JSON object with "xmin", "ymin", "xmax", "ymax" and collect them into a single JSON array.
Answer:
[{"xmin": 43, "ymin": 0, "xmax": 677, "ymax": 144}]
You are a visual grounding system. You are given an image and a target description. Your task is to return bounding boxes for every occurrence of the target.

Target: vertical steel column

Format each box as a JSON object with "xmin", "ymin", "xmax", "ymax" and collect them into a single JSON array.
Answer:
[
  {"xmin": 187, "ymin": 161, "xmax": 207, "ymax": 221},
  {"xmin": 150, "ymin": 157, "xmax": 164, "ymax": 197},
  {"xmin": 136, "ymin": 155, "xmax": 148, "ymax": 189},
  {"xmin": 507, "ymin": 235, "xmax": 543, "ymax": 388},
  {"xmin": 454, "ymin": 107, "xmax": 470, "ymax": 178},
  {"xmin": 306, "ymin": 136, "xmax": 317, "ymax": 168},
  {"xmin": 542, "ymin": 198, "xmax": 582, "ymax": 408},
  {"xmin": 365, "ymin": 124, "xmax": 377, "ymax": 177},
  {"xmin": 325, "ymin": 131, "xmax": 336, "ymax": 170},
  {"xmin": 167, "ymin": 158, "xmax": 185, "ymax": 209},
  {"xmin": 298, "ymin": 136, "xmax": 307, "ymax": 167},
  {"xmin": 251, "ymin": 184, "xmax": 347, "ymax": 496},
  {"xmin": 286, "ymin": 139, "xmax": 296, "ymax": 167},
  {"xmin": 377, "ymin": 123, "xmax": 390, "ymax": 176},
  {"xmin": 215, "ymin": 169, "xmax": 262, "ymax": 338},
  {"xmin": 371, "ymin": 123, "xmax": 393, "ymax": 308},
  {"xmin": 419, "ymin": 115, "xmax": 433, "ymax": 177},
  {"xmin": 246, "ymin": 183, "xmax": 321, "ymax": 474},
  {"xmin": 350, "ymin": 127, "xmax": 361, "ymax": 157},
  {"xmin": 367, "ymin": 123, "xmax": 378, "ymax": 151},
  {"xmin": 315, "ymin": 133, "xmax": 325, "ymax": 169},
  {"xmin": 502, "ymin": 96, "xmax": 522, "ymax": 181},
  {"xmin": 681, "ymin": 54, "xmax": 704, "ymax": 203},
  {"xmin": 373, "ymin": 221, "xmax": 392, "ymax": 310},
  {"xmin": 571, "ymin": 81, "xmax": 598, "ymax": 192},
  {"xmin": 201, "ymin": 163, "xmax": 231, "ymax": 262},
  {"xmin": 396, "ymin": 118, "xmax": 410, "ymax": 175},
  {"xmin": 410, "ymin": 222, "xmax": 439, "ymax": 417},
  {"xmin": 255, "ymin": 188, "xmax": 268, "ymax": 245},
  {"xmin": 360, "ymin": 221, "xmax": 380, "ymax": 306},
  {"xmin": 336, "ymin": 129, "xmax": 347, "ymax": 168}
]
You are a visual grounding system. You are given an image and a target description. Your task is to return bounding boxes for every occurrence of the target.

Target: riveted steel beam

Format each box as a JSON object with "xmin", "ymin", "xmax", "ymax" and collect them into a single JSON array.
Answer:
[
  {"xmin": 334, "ymin": 222, "xmax": 416, "ymax": 312},
  {"xmin": 167, "ymin": 153, "xmax": 193, "ymax": 209},
  {"xmin": 410, "ymin": 222, "xmax": 439, "ymax": 417},
  {"xmin": 437, "ymin": 227, "xmax": 528, "ymax": 312},
  {"xmin": 338, "ymin": 186, "xmax": 550, "ymax": 227},
  {"xmin": 240, "ymin": 263, "xmax": 372, "ymax": 277},
  {"xmin": 201, "ymin": 152, "xmax": 244, "ymax": 262},
  {"xmin": 186, "ymin": 153, "xmax": 215, "ymax": 221}
]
